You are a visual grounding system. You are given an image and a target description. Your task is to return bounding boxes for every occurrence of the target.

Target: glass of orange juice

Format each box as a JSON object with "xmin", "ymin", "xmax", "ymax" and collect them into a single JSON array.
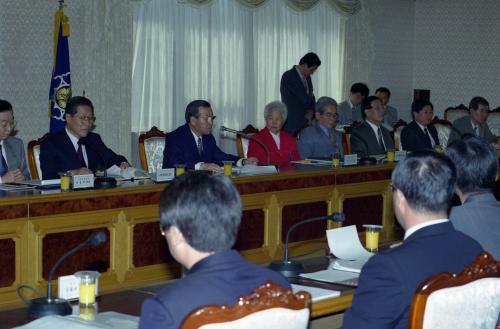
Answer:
[
  {"xmin": 222, "ymin": 161, "xmax": 233, "ymax": 177},
  {"xmin": 363, "ymin": 224, "xmax": 383, "ymax": 252},
  {"xmin": 75, "ymin": 271, "xmax": 99, "ymax": 305}
]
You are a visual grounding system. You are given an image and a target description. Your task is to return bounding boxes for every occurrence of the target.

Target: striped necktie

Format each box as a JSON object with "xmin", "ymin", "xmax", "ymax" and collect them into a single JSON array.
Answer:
[
  {"xmin": 0, "ymin": 144, "xmax": 8, "ymax": 176},
  {"xmin": 377, "ymin": 127, "xmax": 386, "ymax": 152},
  {"xmin": 197, "ymin": 136, "xmax": 203, "ymax": 156}
]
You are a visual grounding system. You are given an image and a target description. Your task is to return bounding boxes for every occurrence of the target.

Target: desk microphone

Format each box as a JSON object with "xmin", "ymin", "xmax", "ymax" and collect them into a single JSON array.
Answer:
[
  {"xmin": 81, "ymin": 139, "xmax": 117, "ymax": 188},
  {"xmin": 268, "ymin": 213, "xmax": 346, "ymax": 277},
  {"xmin": 26, "ymin": 231, "xmax": 107, "ymax": 318},
  {"xmin": 220, "ymin": 126, "xmax": 271, "ymax": 165}
]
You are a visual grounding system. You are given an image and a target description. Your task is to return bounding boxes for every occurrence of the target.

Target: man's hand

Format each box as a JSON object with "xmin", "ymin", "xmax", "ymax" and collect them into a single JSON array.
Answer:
[
  {"xmin": 200, "ymin": 163, "xmax": 223, "ymax": 173},
  {"xmin": 2, "ymin": 169, "xmax": 24, "ymax": 183},
  {"xmin": 69, "ymin": 167, "xmax": 93, "ymax": 176},
  {"xmin": 119, "ymin": 162, "xmax": 130, "ymax": 170},
  {"xmin": 242, "ymin": 157, "xmax": 258, "ymax": 165}
]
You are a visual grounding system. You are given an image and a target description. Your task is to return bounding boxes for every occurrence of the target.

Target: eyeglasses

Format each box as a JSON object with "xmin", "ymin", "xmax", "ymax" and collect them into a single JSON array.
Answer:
[
  {"xmin": 0, "ymin": 120, "xmax": 16, "ymax": 129},
  {"xmin": 73, "ymin": 115, "xmax": 96, "ymax": 122},
  {"xmin": 197, "ymin": 115, "xmax": 216, "ymax": 123},
  {"xmin": 322, "ymin": 112, "xmax": 338, "ymax": 119}
]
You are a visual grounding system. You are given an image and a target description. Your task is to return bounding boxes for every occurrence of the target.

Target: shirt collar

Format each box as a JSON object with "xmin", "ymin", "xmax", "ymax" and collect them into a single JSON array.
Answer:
[
  {"xmin": 366, "ymin": 119, "xmax": 381, "ymax": 133},
  {"xmin": 317, "ymin": 123, "xmax": 330, "ymax": 136},
  {"xmin": 295, "ymin": 65, "xmax": 306, "ymax": 81},
  {"xmin": 415, "ymin": 121, "xmax": 427, "ymax": 131},
  {"xmin": 404, "ymin": 219, "xmax": 449, "ymax": 240},
  {"xmin": 348, "ymin": 100, "xmax": 356, "ymax": 109},
  {"xmin": 65, "ymin": 127, "xmax": 80, "ymax": 151},
  {"xmin": 190, "ymin": 128, "xmax": 202, "ymax": 142}
]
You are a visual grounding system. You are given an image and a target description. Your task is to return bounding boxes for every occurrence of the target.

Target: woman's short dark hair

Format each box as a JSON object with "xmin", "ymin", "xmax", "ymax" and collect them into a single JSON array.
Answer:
[
  {"xmin": 185, "ymin": 100, "xmax": 211, "ymax": 123},
  {"xmin": 159, "ymin": 171, "xmax": 242, "ymax": 253}
]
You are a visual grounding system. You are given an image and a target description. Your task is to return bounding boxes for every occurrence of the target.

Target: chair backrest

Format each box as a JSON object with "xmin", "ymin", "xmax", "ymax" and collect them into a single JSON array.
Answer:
[
  {"xmin": 27, "ymin": 133, "xmax": 50, "ymax": 180},
  {"xmin": 342, "ymin": 121, "xmax": 361, "ymax": 155},
  {"xmin": 444, "ymin": 104, "xmax": 468, "ymax": 123},
  {"xmin": 138, "ymin": 126, "xmax": 167, "ymax": 173},
  {"xmin": 487, "ymin": 108, "xmax": 500, "ymax": 137},
  {"xmin": 430, "ymin": 116, "xmax": 452, "ymax": 147},
  {"xmin": 236, "ymin": 124, "xmax": 259, "ymax": 158},
  {"xmin": 182, "ymin": 281, "xmax": 311, "ymax": 329},
  {"xmin": 409, "ymin": 251, "xmax": 500, "ymax": 329},
  {"xmin": 391, "ymin": 119, "xmax": 408, "ymax": 151}
]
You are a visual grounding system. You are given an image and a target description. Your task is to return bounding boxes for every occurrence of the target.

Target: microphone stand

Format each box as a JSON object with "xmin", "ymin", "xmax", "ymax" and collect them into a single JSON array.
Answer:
[
  {"xmin": 27, "ymin": 231, "xmax": 107, "ymax": 318},
  {"xmin": 220, "ymin": 126, "xmax": 271, "ymax": 165},
  {"xmin": 81, "ymin": 140, "xmax": 117, "ymax": 189},
  {"xmin": 268, "ymin": 213, "xmax": 346, "ymax": 277}
]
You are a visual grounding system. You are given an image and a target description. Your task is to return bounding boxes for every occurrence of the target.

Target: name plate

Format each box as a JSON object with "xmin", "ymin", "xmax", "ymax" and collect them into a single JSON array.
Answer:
[
  {"xmin": 154, "ymin": 168, "xmax": 175, "ymax": 182},
  {"xmin": 72, "ymin": 174, "xmax": 95, "ymax": 189},
  {"xmin": 343, "ymin": 154, "xmax": 358, "ymax": 166},
  {"xmin": 395, "ymin": 150, "xmax": 407, "ymax": 162}
]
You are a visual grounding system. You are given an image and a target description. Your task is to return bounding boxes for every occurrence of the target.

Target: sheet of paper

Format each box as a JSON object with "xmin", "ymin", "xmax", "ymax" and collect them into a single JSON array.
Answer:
[
  {"xmin": 327, "ymin": 225, "xmax": 373, "ymax": 260},
  {"xmin": 239, "ymin": 165, "xmax": 277, "ymax": 176},
  {"xmin": 14, "ymin": 311, "xmax": 139, "ymax": 329},
  {"xmin": 291, "ymin": 284, "xmax": 341, "ymax": 302},
  {"xmin": 331, "ymin": 258, "xmax": 368, "ymax": 273},
  {"xmin": 300, "ymin": 269, "xmax": 359, "ymax": 284}
]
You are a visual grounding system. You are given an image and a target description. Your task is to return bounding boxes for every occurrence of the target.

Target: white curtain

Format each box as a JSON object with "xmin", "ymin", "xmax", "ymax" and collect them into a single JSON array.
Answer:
[{"xmin": 132, "ymin": 0, "xmax": 344, "ymax": 153}]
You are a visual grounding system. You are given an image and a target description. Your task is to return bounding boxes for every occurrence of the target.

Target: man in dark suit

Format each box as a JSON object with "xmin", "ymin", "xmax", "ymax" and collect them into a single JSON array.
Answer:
[
  {"xmin": 40, "ymin": 96, "xmax": 128, "ymax": 179},
  {"xmin": 342, "ymin": 151, "xmax": 482, "ymax": 329},
  {"xmin": 138, "ymin": 172, "xmax": 290, "ymax": 329},
  {"xmin": 401, "ymin": 99, "xmax": 439, "ymax": 151},
  {"xmin": 0, "ymin": 99, "xmax": 30, "ymax": 183},
  {"xmin": 445, "ymin": 136, "xmax": 500, "ymax": 260},
  {"xmin": 162, "ymin": 99, "xmax": 257, "ymax": 172},
  {"xmin": 350, "ymin": 96, "xmax": 394, "ymax": 157},
  {"xmin": 280, "ymin": 52, "xmax": 321, "ymax": 134}
]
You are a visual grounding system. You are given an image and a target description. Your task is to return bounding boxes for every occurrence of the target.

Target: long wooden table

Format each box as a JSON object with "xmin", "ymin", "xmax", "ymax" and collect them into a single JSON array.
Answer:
[{"xmin": 9, "ymin": 161, "xmax": 497, "ymax": 312}]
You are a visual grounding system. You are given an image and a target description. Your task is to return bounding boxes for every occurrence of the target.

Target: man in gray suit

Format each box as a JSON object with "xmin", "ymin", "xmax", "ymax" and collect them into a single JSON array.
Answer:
[
  {"xmin": 375, "ymin": 87, "xmax": 399, "ymax": 129},
  {"xmin": 445, "ymin": 135, "xmax": 500, "ymax": 259},
  {"xmin": 0, "ymin": 99, "xmax": 30, "ymax": 183},
  {"xmin": 337, "ymin": 82, "xmax": 369, "ymax": 125},
  {"xmin": 448, "ymin": 96, "xmax": 499, "ymax": 147},
  {"xmin": 350, "ymin": 96, "xmax": 394, "ymax": 157},
  {"xmin": 298, "ymin": 96, "xmax": 343, "ymax": 159}
]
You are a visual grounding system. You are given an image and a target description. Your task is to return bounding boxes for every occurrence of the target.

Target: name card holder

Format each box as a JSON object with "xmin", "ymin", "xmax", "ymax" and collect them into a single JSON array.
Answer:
[
  {"xmin": 395, "ymin": 150, "xmax": 407, "ymax": 162},
  {"xmin": 343, "ymin": 154, "xmax": 358, "ymax": 166},
  {"xmin": 153, "ymin": 168, "xmax": 175, "ymax": 182},
  {"xmin": 73, "ymin": 174, "xmax": 95, "ymax": 189}
]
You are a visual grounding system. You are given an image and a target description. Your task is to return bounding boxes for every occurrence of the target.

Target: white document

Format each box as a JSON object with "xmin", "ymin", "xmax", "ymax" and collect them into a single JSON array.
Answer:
[
  {"xmin": 300, "ymin": 269, "xmax": 359, "ymax": 285},
  {"xmin": 14, "ymin": 311, "xmax": 139, "ymax": 329},
  {"xmin": 331, "ymin": 258, "xmax": 367, "ymax": 273},
  {"xmin": 327, "ymin": 225, "xmax": 373, "ymax": 260},
  {"xmin": 291, "ymin": 284, "xmax": 341, "ymax": 302},
  {"xmin": 239, "ymin": 164, "xmax": 277, "ymax": 176},
  {"xmin": 105, "ymin": 165, "xmax": 150, "ymax": 180}
]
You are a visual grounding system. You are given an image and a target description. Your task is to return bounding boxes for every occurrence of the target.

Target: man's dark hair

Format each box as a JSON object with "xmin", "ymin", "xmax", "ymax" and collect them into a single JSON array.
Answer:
[
  {"xmin": 469, "ymin": 96, "xmax": 489, "ymax": 110},
  {"xmin": 185, "ymin": 99, "xmax": 211, "ymax": 123},
  {"xmin": 375, "ymin": 87, "xmax": 391, "ymax": 98},
  {"xmin": 0, "ymin": 99, "xmax": 13, "ymax": 113},
  {"xmin": 159, "ymin": 171, "xmax": 242, "ymax": 253},
  {"xmin": 299, "ymin": 52, "xmax": 321, "ymax": 67},
  {"xmin": 360, "ymin": 95, "xmax": 380, "ymax": 120},
  {"xmin": 350, "ymin": 83, "xmax": 369, "ymax": 97},
  {"xmin": 392, "ymin": 150, "xmax": 457, "ymax": 214},
  {"xmin": 65, "ymin": 96, "xmax": 94, "ymax": 116},
  {"xmin": 444, "ymin": 135, "xmax": 497, "ymax": 193},
  {"xmin": 411, "ymin": 99, "xmax": 434, "ymax": 114}
]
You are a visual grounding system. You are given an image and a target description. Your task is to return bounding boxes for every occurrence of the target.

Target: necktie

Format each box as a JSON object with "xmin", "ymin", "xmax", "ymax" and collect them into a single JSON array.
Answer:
[
  {"xmin": 474, "ymin": 125, "xmax": 480, "ymax": 136},
  {"xmin": 0, "ymin": 144, "xmax": 8, "ymax": 176},
  {"xmin": 197, "ymin": 136, "xmax": 203, "ymax": 156},
  {"xmin": 424, "ymin": 128, "xmax": 432, "ymax": 147},
  {"xmin": 377, "ymin": 127, "xmax": 386, "ymax": 152},
  {"xmin": 77, "ymin": 140, "xmax": 87, "ymax": 167}
]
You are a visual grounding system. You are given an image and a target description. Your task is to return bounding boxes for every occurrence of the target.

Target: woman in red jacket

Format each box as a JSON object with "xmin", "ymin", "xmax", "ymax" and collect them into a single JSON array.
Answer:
[{"xmin": 247, "ymin": 101, "xmax": 300, "ymax": 167}]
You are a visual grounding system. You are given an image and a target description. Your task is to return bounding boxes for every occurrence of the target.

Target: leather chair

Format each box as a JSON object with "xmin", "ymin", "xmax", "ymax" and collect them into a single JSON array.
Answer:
[
  {"xmin": 391, "ymin": 119, "xmax": 408, "ymax": 151},
  {"xmin": 182, "ymin": 281, "xmax": 311, "ymax": 329},
  {"xmin": 235, "ymin": 124, "xmax": 259, "ymax": 158},
  {"xmin": 138, "ymin": 126, "xmax": 167, "ymax": 173},
  {"xmin": 409, "ymin": 251, "xmax": 500, "ymax": 329},
  {"xmin": 430, "ymin": 116, "xmax": 453, "ymax": 147},
  {"xmin": 27, "ymin": 133, "xmax": 50, "ymax": 180},
  {"xmin": 444, "ymin": 104, "xmax": 468, "ymax": 123}
]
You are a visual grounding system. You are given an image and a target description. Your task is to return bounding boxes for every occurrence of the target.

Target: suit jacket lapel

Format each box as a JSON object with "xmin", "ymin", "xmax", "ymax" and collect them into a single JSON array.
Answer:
[{"xmin": 3, "ymin": 139, "xmax": 17, "ymax": 167}]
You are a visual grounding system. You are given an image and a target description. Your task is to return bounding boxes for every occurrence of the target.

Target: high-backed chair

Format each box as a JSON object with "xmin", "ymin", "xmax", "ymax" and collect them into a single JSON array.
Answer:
[
  {"xmin": 235, "ymin": 124, "xmax": 259, "ymax": 158},
  {"xmin": 430, "ymin": 116, "xmax": 453, "ymax": 147},
  {"xmin": 444, "ymin": 104, "xmax": 468, "ymax": 123},
  {"xmin": 409, "ymin": 251, "xmax": 500, "ymax": 329},
  {"xmin": 27, "ymin": 133, "xmax": 50, "ymax": 180},
  {"xmin": 182, "ymin": 281, "xmax": 311, "ymax": 329},
  {"xmin": 391, "ymin": 119, "xmax": 408, "ymax": 151},
  {"xmin": 342, "ymin": 121, "xmax": 361, "ymax": 155},
  {"xmin": 487, "ymin": 107, "xmax": 500, "ymax": 137},
  {"xmin": 138, "ymin": 126, "xmax": 167, "ymax": 173}
]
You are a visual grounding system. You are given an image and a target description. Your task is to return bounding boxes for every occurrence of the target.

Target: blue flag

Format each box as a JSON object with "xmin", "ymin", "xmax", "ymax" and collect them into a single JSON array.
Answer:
[{"xmin": 48, "ymin": 6, "xmax": 71, "ymax": 133}]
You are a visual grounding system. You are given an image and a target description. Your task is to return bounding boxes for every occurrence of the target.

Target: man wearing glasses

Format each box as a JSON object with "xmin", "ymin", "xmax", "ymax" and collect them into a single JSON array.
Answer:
[
  {"xmin": 0, "ymin": 99, "xmax": 30, "ymax": 183},
  {"xmin": 162, "ymin": 99, "xmax": 257, "ymax": 172},
  {"xmin": 297, "ymin": 96, "xmax": 343, "ymax": 159},
  {"xmin": 40, "ymin": 96, "xmax": 129, "ymax": 179}
]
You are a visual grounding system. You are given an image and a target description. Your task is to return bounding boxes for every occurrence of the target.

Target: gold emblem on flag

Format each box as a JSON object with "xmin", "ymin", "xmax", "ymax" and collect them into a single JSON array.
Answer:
[{"xmin": 56, "ymin": 87, "xmax": 72, "ymax": 109}]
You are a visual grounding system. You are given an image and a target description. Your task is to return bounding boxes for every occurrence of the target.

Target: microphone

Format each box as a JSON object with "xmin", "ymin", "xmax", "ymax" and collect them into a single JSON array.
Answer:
[
  {"xmin": 80, "ymin": 139, "xmax": 117, "ymax": 189},
  {"xmin": 27, "ymin": 231, "xmax": 108, "ymax": 318},
  {"xmin": 268, "ymin": 213, "xmax": 346, "ymax": 277},
  {"xmin": 220, "ymin": 126, "xmax": 271, "ymax": 165}
]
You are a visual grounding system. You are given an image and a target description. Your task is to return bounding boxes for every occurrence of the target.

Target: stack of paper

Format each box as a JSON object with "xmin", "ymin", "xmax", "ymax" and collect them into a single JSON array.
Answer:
[{"xmin": 291, "ymin": 284, "xmax": 341, "ymax": 302}]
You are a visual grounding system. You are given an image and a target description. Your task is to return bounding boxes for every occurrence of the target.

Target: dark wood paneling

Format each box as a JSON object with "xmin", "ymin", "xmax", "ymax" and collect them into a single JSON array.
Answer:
[
  {"xmin": 0, "ymin": 238, "xmax": 15, "ymax": 287},
  {"xmin": 236, "ymin": 175, "xmax": 336, "ymax": 195},
  {"xmin": 0, "ymin": 204, "xmax": 28, "ymax": 221},
  {"xmin": 336, "ymin": 170, "xmax": 392, "ymax": 185},
  {"xmin": 133, "ymin": 222, "xmax": 174, "ymax": 267},
  {"xmin": 234, "ymin": 209, "xmax": 265, "ymax": 250},
  {"xmin": 342, "ymin": 195, "xmax": 383, "ymax": 231},
  {"xmin": 42, "ymin": 229, "xmax": 110, "ymax": 279},
  {"xmin": 282, "ymin": 202, "xmax": 328, "ymax": 243}
]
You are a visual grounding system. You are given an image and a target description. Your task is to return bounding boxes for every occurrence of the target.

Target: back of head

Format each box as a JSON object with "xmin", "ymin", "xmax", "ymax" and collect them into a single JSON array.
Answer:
[
  {"xmin": 159, "ymin": 171, "xmax": 242, "ymax": 253},
  {"xmin": 392, "ymin": 150, "xmax": 457, "ymax": 215},
  {"xmin": 65, "ymin": 96, "xmax": 94, "ymax": 116},
  {"xmin": 350, "ymin": 83, "xmax": 369, "ymax": 97},
  {"xmin": 469, "ymin": 96, "xmax": 489, "ymax": 110},
  {"xmin": 299, "ymin": 52, "xmax": 321, "ymax": 67},
  {"xmin": 185, "ymin": 99, "xmax": 211, "ymax": 123},
  {"xmin": 444, "ymin": 136, "xmax": 497, "ymax": 193},
  {"xmin": 0, "ymin": 99, "xmax": 13, "ymax": 112},
  {"xmin": 411, "ymin": 99, "xmax": 433, "ymax": 114},
  {"xmin": 360, "ymin": 95, "xmax": 380, "ymax": 120}
]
